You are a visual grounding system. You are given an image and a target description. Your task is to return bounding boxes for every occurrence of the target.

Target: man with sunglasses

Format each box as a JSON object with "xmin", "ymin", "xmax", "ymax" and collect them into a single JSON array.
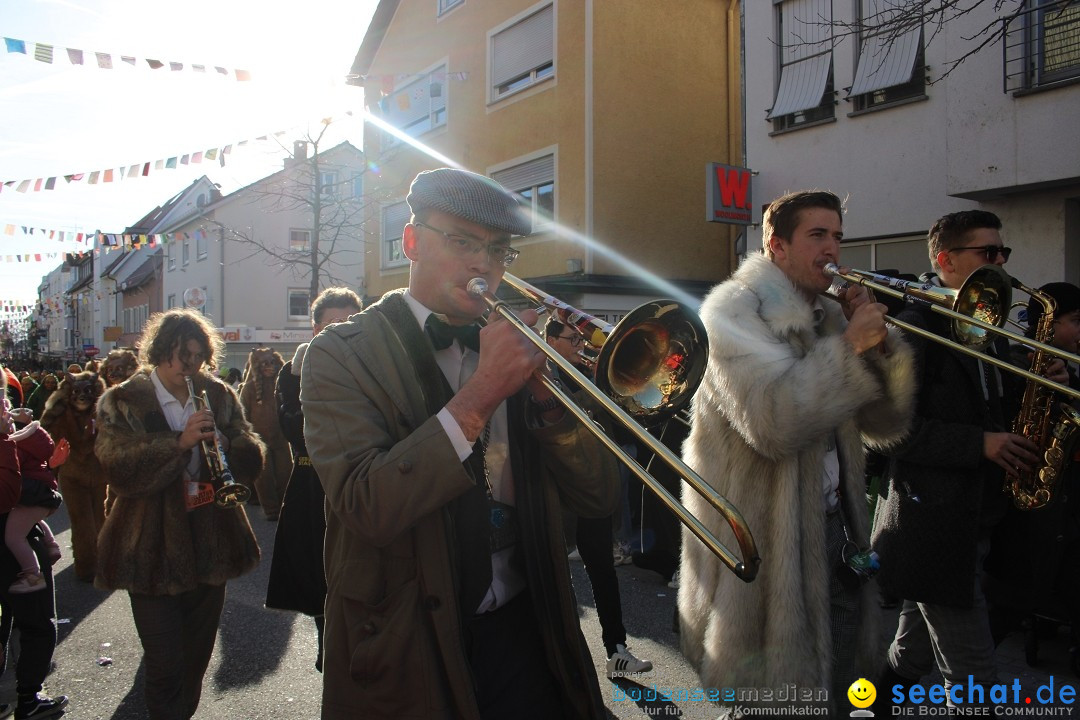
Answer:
[
  {"xmin": 872, "ymin": 209, "xmax": 1067, "ymax": 712},
  {"xmin": 302, "ymin": 168, "xmax": 618, "ymax": 719}
]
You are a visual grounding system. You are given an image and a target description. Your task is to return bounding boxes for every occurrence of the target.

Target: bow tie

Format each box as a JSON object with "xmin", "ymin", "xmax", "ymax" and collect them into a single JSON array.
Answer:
[{"xmin": 425, "ymin": 315, "xmax": 481, "ymax": 352}]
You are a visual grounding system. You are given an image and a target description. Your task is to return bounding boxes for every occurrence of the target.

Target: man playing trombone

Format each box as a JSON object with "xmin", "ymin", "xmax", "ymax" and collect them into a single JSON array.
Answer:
[
  {"xmin": 679, "ymin": 190, "xmax": 916, "ymax": 716},
  {"xmin": 872, "ymin": 210, "xmax": 1068, "ymax": 711},
  {"xmin": 301, "ymin": 167, "xmax": 618, "ymax": 719}
]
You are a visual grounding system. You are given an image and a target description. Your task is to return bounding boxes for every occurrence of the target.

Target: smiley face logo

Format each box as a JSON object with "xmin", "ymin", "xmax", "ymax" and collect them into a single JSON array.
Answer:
[{"xmin": 848, "ymin": 678, "xmax": 876, "ymax": 709}]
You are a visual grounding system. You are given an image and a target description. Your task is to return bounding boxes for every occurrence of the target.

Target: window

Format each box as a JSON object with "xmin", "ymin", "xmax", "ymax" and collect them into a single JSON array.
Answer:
[
  {"xmin": 166, "ymin": 242, "xmax": 176, "ymax": 271},
  {"xmin": 840, "ymin": 236, "xmax": 928, "ymax": 279},
  {"xmin": 381, "ymin": 64, "xmax": 447, "ymax": 148},
  {"xmin": 290, "ymin": 229, "xmax": 311, "ymax": 252},
  {"xmin": 288, "ymin": 289, "xmax": 310, "ymax": 320},
  {"xmin": 769, "ymin": 0, "xmax": 835, "ymax": 131},
  {"xmin": 439, "ymin": 0, "xmax": 463, "ymax": 15},
  {"xmin": 352, "ymin": 173, "xmax": 364, "ymax": 200},
  {"xmin": 490, "ymin": 3, "xmax": 554, "ymax": 101},
  {"xmin": 382, "ymin": 201, "xmax": 410, "ymax": 269},
  {"xmin": 1004, "ymin": 0, "xmax": 1080, "ymax": 91},
  {"xmin": 167, "ymin": 293, "xmax": 176, "ymax": 309},
  {"xmin": 493, "ymin": 154, "xmax": 555, "ymax": 232},
  {"xmin": 320, "ymin": 171, "xmax": 338, "ymax": 200},
  {"xmin": 196, "ymin": 231, "xmax": 208, "ymax": 260},
  {"xmin": 849, "ymin": 0, "xmax": 925, "ymax": 111},
  {"xmin": 182, "ymin": 238, "xmax": 190, "ymax": 266}
]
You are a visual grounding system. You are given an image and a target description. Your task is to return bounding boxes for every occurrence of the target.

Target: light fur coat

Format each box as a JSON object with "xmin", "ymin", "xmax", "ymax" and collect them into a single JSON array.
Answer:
[{"xmin": 678, "ymin": 254, "xmax": 916, "ymax": 700}]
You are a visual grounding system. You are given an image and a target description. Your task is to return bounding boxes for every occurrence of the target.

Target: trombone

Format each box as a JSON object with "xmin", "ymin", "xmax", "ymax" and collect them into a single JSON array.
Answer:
[
  {"xmin": 824, "ymin": 264, "xmax": 1080, "ymax": 401},
  {"xmin": 469, "ymin": 273, "xmax": 761, "ymax": 582}
]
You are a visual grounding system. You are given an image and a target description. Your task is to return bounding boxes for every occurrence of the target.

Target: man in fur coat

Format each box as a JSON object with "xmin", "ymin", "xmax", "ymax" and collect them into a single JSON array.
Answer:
[
  {"xmin": 302, "ymin": 168, "xmax": 618, "ymax": 719},
  {"xmin": 678, "ymin": 190, "xmax": 916, "ymax": 715}
]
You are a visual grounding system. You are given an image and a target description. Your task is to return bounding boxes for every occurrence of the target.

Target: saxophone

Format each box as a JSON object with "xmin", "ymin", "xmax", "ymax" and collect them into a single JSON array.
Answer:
[
  {"xmin": 1006, "ymin": 281, "xmax": 1080, "ymax": 510},
  {"xmin": 185, "ymin": 376, "xmax": 252, "ymax": 508}
]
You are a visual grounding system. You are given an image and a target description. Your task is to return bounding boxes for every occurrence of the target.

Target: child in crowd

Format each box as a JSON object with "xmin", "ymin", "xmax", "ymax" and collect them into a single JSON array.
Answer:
[{"xmin": 0, "ymin": 367, "xmax": 65, "ymax": 594}]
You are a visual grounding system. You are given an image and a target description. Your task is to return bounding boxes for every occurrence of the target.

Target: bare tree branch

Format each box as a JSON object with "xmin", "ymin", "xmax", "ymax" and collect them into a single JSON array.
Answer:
[
  {"xmin": 193, "ymin": 121, "xmax": 381, "ymax": 305},
  {"xmin": 785, "ymin": 1, "xmax": 1027, "ymax": 84}
]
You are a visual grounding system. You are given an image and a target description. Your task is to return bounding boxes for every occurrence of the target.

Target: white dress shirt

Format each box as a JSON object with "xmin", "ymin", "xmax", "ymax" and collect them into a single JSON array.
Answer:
[
  {"xmin": 402, "ymin": 291, "xmax": 526, "ymax": 612},
  {"xmin": 150, "ymin": 369, "xmax": 202, "ymax": 481}
]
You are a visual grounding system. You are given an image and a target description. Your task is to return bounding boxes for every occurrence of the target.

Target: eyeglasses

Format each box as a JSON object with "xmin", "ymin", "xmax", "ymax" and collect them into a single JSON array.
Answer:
[
  {"xmin": 556, "ymin": 333, "xmax": 583, "ymax": 347},
  {"xmin": 415, "ymin": 222, "xmax": 520, "ymax": 267},
  {"xmin": 949, "ymin": 245, "xmax": 1012, "ymax": 262}
]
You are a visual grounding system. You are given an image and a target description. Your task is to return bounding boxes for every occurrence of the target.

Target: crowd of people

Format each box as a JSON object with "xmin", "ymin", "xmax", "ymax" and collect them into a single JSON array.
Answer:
[{"xmin": 0, "ymin": 168, "xmax": 1076, "ymax": 720}]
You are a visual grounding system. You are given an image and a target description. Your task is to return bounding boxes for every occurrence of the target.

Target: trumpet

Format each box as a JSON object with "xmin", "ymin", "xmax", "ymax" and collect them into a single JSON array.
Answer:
[
  {"xmin": 469, "ymin": 273, "xmax": 761, "ymax": 582},
  {"xmin": 184, "ymin": 376, "xmax": 251, "ymax": 509}
]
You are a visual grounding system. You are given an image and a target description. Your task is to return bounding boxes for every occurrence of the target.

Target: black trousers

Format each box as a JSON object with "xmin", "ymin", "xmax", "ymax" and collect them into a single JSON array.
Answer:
[
  {"xmin": 464, "ymin": 592, "xmax": 565, "ymax": 720},
  {"xmin": 0, "ymin": 520, "xmax": 57, "ymax": 699},
  {"xmin": 576, "ymin": 514, "xmax": 626, "ymax": 655},
  {"xmin": 129, "ymin": 583, "xmax": 226, "ymax": 720}
]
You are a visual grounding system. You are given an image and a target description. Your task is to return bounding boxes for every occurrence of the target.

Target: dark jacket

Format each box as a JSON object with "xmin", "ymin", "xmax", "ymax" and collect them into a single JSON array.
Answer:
[
  {"xmin": 265, "ymin": 354, "xmax": 327, "ymax": 616},
  {"xmin": 94, "ymin": 372, "xmax": 264, "ymax": 595},
  {"xmin": 984, "ymin": 353, "xmax": 1080, "ymax": 612},
  {"xmin": 302, "ymin": 290, "xmax": 618, "ymax": 720},
  {"xmin": 873, "ymin": 301, "xmax": 1022, "ymax": 607}
]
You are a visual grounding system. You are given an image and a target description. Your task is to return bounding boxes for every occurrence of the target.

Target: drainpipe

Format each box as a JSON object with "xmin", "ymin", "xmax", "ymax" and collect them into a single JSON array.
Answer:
[
  {"xmin": 584, "ymin": 0, "xmax": 594, "ymax": 274},
  {"xmin": 730, "ymin": 0, "xmax": 746, "ymax": 272},
  {"xmin": 219, "ymin": 226, "xmax": 226, "ymax": 325}
]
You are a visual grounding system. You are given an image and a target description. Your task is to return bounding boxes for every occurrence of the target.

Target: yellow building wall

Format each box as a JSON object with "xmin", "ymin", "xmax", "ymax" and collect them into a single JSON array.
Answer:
[
  {"xmin": 590, "ymin": 0, "xmax": 739, "ymax": 282},
  {"xmin": 361, "ymin": 0, "xmax": 741, "ymax": 298}
]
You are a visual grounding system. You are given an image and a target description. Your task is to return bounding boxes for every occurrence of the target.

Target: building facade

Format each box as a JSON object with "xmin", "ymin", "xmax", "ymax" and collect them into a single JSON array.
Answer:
[
  {"xmin": 745, "ymin": 0, "xmax": 1080, "ymax": 286},
  {"xmin": 159, "ymin": 141, "xmax": 367, "ymax": 369},
  {"xmin": 351, "ymin": 0, "xmax": 745, "ymax": 322}
]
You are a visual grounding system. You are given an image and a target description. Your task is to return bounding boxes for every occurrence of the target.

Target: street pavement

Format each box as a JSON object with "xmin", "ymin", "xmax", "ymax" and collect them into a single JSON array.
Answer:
[{"xmin": 3, "ymin": 505, "xmax": 1078, "ymax": 718}]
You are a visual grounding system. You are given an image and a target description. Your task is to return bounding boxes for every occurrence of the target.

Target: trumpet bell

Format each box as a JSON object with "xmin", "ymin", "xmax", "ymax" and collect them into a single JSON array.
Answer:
[
  {"xmin": 594, "ymin": 300, "xmax": 708, "ymax": 426},
  {"xmin": 215, "ymin": 483, "xmax": 251, "ymax": 508},
  {"xmin": 952, "ymin": 264, "xmax": 1012, "ymax": 350}
]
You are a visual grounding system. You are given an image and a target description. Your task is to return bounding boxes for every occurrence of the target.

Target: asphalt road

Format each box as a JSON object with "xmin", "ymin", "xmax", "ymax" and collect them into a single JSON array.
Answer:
[{"xmin": 3, "ymin": 505, "xmax": 1077, "ymax": 719}]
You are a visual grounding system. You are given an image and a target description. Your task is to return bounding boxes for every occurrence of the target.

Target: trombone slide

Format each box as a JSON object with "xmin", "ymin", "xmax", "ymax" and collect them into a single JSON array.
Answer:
[{"xmin": 468, "ymin": 276, "xmax": 761, "ymax": 582}]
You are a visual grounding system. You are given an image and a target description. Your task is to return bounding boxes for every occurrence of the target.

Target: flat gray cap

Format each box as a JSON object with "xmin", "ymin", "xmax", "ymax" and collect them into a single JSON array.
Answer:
[{"xmin": 406, "ymin": 168, "xmax": 532, "ymax": 237}]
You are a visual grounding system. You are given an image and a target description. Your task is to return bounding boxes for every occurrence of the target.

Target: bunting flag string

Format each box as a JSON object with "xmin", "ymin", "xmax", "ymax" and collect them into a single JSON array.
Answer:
[
  {"xmin": 0, "ymin": 252, "xmax": 64, "ymax": 263},
  {"xmin": 0, "ymin": 225, "xmax": 218, "ymax": 257},
  {"xmin": 350, "ymin": 70, "xmax": 470, "ymax": 92},
  {"xmin": 3, "ymin": 35, "xmax": 251, "ymax": 81},
  {"xmin": 0, "ymin": 112, "xmax": 354, "ymax": 190},
  {"xmin": 0, "ymin": 300, "xmax": 41, "ymax": 314}
]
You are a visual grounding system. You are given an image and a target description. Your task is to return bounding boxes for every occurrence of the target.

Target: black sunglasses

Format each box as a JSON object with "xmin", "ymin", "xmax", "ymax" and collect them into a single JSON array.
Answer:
[{"xmin": 949, "ymin": 245, "xmax": 1012, "ymax": 262}]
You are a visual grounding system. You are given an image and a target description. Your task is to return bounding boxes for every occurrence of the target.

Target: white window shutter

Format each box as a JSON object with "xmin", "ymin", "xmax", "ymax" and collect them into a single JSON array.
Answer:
[{"xmin": 492, "ymin": 5, "xmax": 554, "ymax": 88}]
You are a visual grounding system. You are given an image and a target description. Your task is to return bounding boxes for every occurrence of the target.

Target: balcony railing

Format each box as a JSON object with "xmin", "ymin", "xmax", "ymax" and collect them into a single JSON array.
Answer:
[{"xmin": 1003, "ymin": 0, "xmax": 1080, "ymax": 92}]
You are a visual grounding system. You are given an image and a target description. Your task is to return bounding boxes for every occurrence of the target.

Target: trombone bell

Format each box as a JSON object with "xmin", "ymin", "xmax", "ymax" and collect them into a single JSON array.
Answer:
[
  {"xmin": 594, "ymin": 301, "xmax": 708, "ymax": 426},
  {"xmin": 952, "ymin": 265, "xmax": 1012, "ymax": 349}
]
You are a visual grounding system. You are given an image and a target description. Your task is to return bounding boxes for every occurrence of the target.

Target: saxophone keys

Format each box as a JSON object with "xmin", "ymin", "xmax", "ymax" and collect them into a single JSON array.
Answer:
[{"xmin": 1045, "ymin": 446, "xmax": 1064, "ymax": 467}]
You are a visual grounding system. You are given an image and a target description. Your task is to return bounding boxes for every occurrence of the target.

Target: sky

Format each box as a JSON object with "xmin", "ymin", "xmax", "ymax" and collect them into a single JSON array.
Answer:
[{"xmin": 0, "ymin": 0, "xmax": 379, "ymax": 311}]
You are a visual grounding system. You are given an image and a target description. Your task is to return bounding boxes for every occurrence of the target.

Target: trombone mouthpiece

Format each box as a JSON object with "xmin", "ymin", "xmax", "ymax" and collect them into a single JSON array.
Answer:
[
  {"xmin": 467, "ymin": 278, "xmax": 489, "ymax": 296},
  {"xmin": 823, "ymin": 263, "xmax": 840, "ymax": 277}
]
